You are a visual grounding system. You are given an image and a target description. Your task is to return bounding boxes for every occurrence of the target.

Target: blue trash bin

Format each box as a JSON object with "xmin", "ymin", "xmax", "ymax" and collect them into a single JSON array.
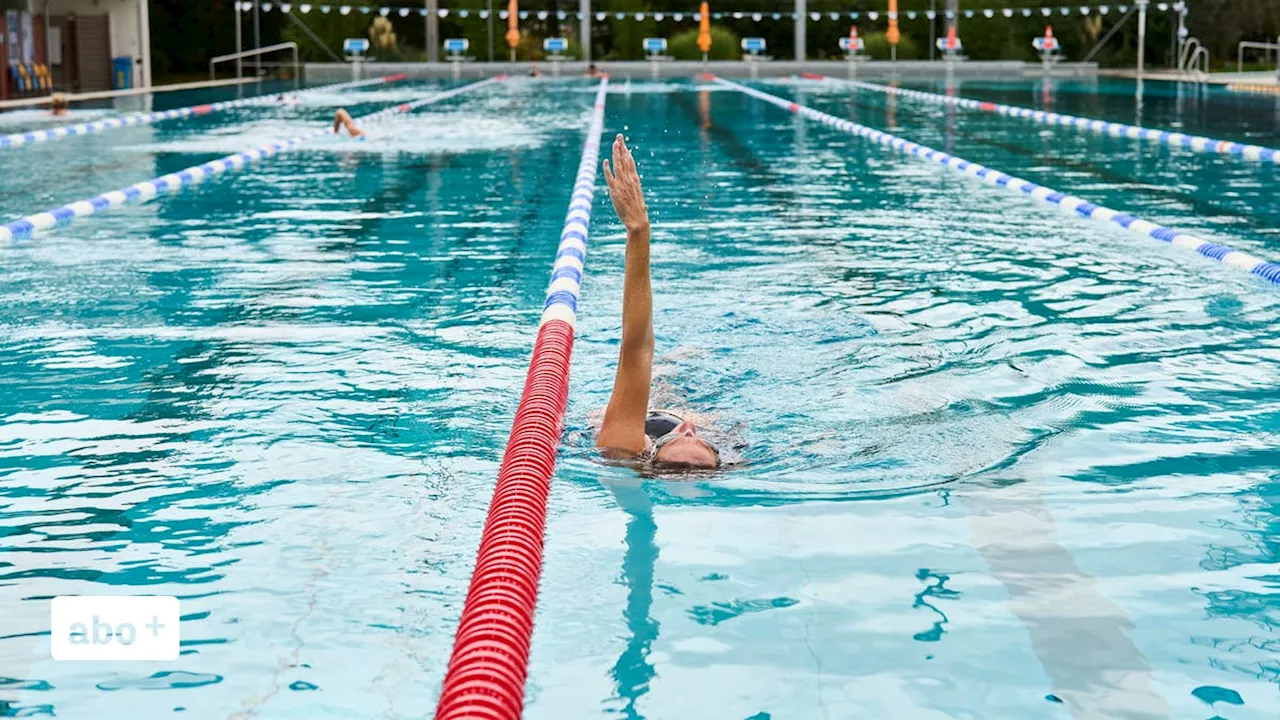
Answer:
[{"xmin": 112, "ymin": 57, "xmax": 133, "ymax": 90}]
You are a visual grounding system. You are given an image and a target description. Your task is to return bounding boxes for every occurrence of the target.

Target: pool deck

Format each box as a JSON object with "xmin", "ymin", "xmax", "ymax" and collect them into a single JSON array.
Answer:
[
  {"xmin": 0, "ymin": 76, "xmax": 269, "ymax": 111},
  {"xmin": 304, "ymin": 60, "xmax": 1099, "ymax": 83},
  {"xmin": 1101, "ymin": 69, "xmax": 1280, "ymax": 86}
]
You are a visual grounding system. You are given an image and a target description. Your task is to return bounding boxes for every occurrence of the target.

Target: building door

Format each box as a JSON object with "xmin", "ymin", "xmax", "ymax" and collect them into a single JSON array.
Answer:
[
  {"xmin": 47, "ymin": 16, "xmax": 68, "ymax": 91},
  {"xmin": 73, "ymin": 13, "xmax": 109, "ymax": 92}
]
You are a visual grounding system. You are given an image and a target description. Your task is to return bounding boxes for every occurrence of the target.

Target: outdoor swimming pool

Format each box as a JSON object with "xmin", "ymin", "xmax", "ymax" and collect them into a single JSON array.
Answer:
[{"xmin": 0, "ymin": 75, "xmax": 1277, "ymax": 719}]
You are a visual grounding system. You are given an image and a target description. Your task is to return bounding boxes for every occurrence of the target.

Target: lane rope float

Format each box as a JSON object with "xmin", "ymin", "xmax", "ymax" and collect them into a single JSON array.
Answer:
[
  {"xmin": 0, "ymin": 73, "xmax": 410, "ymax": 151},
  {"xmin": 798, "ymin": 72, "xmax": 1280, "ymax": 165},
  {"xmin": 717, "ymin": 76, "xmax": 1280, "ymax": 286},
  {"xmin": 1227, "ymin": 83, "xmax": 1280, "ymax": 97},
  {"xmin": 433, "ymin": 77, "xmax": 609, "ymax": 720},
  {"xmin": 0, "ymin": 76, "xmax": 504, "ymax": 243}
]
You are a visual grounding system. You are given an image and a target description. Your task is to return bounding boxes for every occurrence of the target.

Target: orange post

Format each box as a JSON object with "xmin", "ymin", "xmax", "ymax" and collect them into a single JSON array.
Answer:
[
  {"xmin": 887, "ymin": 1, "xmax": 901, "ymax": 61},
  {"xmin": 505, "ymin": 0, "xmax": 520, "ymax": 62},
  {"xmin": 697, "ymin": 2, "xmax": 712, "ymax": 64}
]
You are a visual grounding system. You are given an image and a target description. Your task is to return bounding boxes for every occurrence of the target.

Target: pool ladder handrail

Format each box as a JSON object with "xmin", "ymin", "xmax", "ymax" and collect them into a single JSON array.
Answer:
[{"xmin": 1177, "ymin": 37, "xmax": 1210, "ymax": 82}]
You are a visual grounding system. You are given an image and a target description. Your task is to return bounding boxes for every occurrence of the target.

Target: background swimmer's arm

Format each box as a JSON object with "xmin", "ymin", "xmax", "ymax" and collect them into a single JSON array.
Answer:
[
  {"xmin": 597, "ymin": 134, "xmax": 653, "ymax": 455},
  {"xmin": 333, "ymin": 109, "xmax": 364, "ymax": 137}
]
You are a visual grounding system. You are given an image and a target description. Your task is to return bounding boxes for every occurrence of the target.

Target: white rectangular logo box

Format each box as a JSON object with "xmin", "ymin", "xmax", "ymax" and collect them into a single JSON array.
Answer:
[{"xmin": 50, "ymin": 596, "xmax": 180, "ymax": 661}]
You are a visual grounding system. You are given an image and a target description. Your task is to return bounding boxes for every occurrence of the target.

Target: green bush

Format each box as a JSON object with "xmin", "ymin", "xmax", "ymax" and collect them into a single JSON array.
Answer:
[
  {"xmin": 860, "ymin": 32, "xmax": 922, "ymax": 61},
  {"xmin": 668, "ymin": 25, "xmax": 742, "ymax": 61}
]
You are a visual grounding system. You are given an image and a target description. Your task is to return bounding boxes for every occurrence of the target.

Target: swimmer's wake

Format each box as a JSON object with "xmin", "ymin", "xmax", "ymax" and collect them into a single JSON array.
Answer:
[{"xmin": 0, "ymin": 76, "xmax": 507, "ymax": 243}]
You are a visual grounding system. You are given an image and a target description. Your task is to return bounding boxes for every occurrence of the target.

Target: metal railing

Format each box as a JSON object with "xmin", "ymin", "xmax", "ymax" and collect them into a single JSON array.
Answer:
[
  {"xmin": 1237, "ymin": 39, "xmax": 1280, "ymax": 75},
  {"xmin": 210, "ymin": 42, "xmax": 299, "ymax": 83},
  {"xmin": 1177, "ymin": 37, "xmax": 1209, "ymax": 81}
]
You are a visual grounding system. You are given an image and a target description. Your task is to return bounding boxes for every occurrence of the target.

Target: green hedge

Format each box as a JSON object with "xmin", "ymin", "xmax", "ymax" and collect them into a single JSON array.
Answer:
[
  {"xmin": 859, "ymin": 32, "xmax": 923, "ymax": 61},
  {"xmin": 668, "ymin": 26, "xmax": 742, "ymax": 61}
]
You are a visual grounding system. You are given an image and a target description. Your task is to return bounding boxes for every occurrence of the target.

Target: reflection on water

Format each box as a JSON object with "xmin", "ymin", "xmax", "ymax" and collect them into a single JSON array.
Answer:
[{"xmin": 2, "ymin": 77, "xmax": 1278, "ymax": 719}]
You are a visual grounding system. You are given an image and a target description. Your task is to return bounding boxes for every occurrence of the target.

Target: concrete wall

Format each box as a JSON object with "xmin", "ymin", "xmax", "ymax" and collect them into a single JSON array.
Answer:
[{"xmin": 305, "ymin": 59, "xmax": 1100, "ymax": 84}]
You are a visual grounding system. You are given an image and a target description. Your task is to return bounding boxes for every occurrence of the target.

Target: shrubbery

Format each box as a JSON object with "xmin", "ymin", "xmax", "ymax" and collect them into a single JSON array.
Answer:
[
  {"xmin": 668, "ymin": 26, "xmax": 742, "ymax": 61},
  {"xmin": 859, "ymin": 32, "xmax": 923, "ymax": 61}
]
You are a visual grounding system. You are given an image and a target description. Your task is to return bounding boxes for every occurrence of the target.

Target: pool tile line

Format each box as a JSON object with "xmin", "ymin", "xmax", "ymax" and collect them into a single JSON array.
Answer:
[
  {"xmin": 797, "ymin": 72, "xmax": 1280, "ymax": 165},
  {"xmin": 0, "ymin": 76, "xmax": 505, "ymax": 244},
  {"xmin": 433, "ymin": 77, "xmax": 609, "ymax": 720},
  {"xmin": 0, "ymin": 73, "xmax": 411, "ymax": 151},
  {"xmin": 715, "ymin": 76, "xmax": 1280, "ymax": 287}
]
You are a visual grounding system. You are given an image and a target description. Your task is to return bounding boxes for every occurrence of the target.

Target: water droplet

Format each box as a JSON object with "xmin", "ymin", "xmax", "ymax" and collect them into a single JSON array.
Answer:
[{"xmin": 623, "ymin": 124, "xmax": 629, "ymax": 130}]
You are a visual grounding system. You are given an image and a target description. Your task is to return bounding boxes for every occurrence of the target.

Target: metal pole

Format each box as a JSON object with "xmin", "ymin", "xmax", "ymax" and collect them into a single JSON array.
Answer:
[
  {"xmin": 580, "ymin": 0, "xmax": 590, "ymax": 64},
  {"xmin": 427, "ymin": 0, "xmax": 439, "ymax": 62},
  {"xmin": 138, "ymin": 0, "xmax": 151, "ymax": 87},
  {"xmin": 254, "ymin": 0, "xmax": 261, "ymax": 77},
  {"xmin": 487, "ymin": 0, "xmax": 494, "ymax": 62},
  {"xmin": 235, "ymin": 2, "xmax": 242, "ymax": 80},
  {"xmin": 1141, "ymin": 6, "xmax": 1153, "ymax": 74},
  {"xmin": 795, "ymin": 0, "xmax": 806, "ymax": 61},
  {"xmin": 929, "ymin": 0, "xmax": 936, "ymax": 61}
]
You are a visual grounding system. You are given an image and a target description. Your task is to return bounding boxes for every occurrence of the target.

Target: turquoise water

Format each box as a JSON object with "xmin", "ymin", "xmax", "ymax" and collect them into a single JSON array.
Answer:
[{"xmin": 0, "ymin": 76, "xmax": 1277, "ymax": 719}]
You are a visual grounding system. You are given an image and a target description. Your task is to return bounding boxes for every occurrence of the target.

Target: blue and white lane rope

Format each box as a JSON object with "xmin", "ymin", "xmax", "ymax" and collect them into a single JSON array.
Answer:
[
  {"xmin": 0, "ymin": 73, "xmax": 410, "ymax": 151},
  {"xmin": 542, "ymin": 77, "xmax": 610, "ymax": 329},
  {"xmin": 802, "ymin": 73, "xmax": 1280, "ymax": 165},
  {"xmin": 0, "ymin": 77, "xmax": 503, "ymax": 244},
  {"xmin": 715, "ymin": 77, "xmax": 1280, "ymax": 286}
]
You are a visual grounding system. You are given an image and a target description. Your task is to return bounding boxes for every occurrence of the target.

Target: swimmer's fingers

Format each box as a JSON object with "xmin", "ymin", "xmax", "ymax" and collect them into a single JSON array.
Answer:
[
  {"xmin": 612, "ymin": 134, "xmax": 635, "ymax": 176},
  {"xmin": 602, "ymin": 158, "xmax": 615, "ymax": 188}
]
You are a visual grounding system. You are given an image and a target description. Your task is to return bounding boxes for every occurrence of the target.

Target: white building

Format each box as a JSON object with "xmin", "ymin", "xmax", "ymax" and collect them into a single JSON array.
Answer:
[{"xmin": 2, "ymin": 0, "xmax": 150, "ymax": 99}]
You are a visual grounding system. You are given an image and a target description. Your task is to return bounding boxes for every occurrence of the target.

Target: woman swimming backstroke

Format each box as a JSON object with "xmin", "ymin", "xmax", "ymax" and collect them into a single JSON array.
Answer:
[{"xmin": 595, "ymin": 134, "xmax": 721, "ymax": 470}]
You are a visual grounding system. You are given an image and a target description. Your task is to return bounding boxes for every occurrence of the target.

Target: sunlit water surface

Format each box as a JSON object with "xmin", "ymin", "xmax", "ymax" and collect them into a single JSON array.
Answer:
[{"xmin": 0, "ymin": 76, "xmax": 1277, "ymax": 719}]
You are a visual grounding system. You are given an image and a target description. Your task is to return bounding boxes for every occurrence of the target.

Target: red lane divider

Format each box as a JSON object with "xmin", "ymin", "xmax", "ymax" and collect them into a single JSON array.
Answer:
[
  {"xmin": 435, "ymin": 321, "xmax": 573, "ymax": 720},
  {"xmin": 434, "ymin": 77, "xmax": 610, "ymax": 720}
]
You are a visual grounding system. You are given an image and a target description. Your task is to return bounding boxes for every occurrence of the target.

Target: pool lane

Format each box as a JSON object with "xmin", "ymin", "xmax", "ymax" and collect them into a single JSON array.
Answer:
[
  {"xmin": 1, "ymin": 79, "xmax": 506, "ymax": 243},
  {"xmin": 810, "ymin": 80, "xmax": 1280, "ymax": 253},
  {"xmin": 0, "ymin": 80, "xmax": 454, "ymax": 215},
  {"xmin": 720, "ymin": 78, "xmax": 1279, "ymax": 286},
  {"xmin": 532, "ymin": 81, "xmax": 1280, "ymax": 719},
  {"xmin": 0, "ymin": 81, "xmax": 599, "ymax": 719}
]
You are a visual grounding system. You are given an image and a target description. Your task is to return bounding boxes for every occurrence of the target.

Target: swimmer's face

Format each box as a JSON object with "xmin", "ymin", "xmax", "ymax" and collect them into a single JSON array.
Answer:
[{"xmin": 653, "ymin": 420, "xmax": 719, "ymax": 469}]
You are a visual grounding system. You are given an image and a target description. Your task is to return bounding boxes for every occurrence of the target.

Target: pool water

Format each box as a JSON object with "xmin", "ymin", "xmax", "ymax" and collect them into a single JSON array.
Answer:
[{"xmin": 0, "ymin": 75, "xmax": 1277, "ymax": 719}]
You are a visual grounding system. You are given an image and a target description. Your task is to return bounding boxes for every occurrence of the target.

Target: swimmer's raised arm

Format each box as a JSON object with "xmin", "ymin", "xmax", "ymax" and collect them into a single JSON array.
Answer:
[
  {"xmin": 333, "ymin": 108, "xmax": 364, "ymax": 138},
  {"xmin": 596, "ymin": 134, "xmax": 653, "ymax": 455}
]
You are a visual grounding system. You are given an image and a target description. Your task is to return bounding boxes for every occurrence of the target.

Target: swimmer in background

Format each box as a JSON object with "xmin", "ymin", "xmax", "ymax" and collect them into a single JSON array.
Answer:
[
  {"xmin": 529, "ymin": 63, "xmax": 543, "ymax": 77},
  {"xmin": 586, "ymin": 63, "xmax": 603, "ymax": 78},
  {"xmin": 332, "ymin": 108, "xmax": 365, "ymax": 139},
  {"xmin": 595, "ymin": 134, "xmax": 722, "ymax": 470},
  {"xmin": 276, "ymin": 92, "xmax": 301, "ymax": 107},
  {"xmin": 50, "ymin": 93, "xmax": 69, "ymax": 117}
]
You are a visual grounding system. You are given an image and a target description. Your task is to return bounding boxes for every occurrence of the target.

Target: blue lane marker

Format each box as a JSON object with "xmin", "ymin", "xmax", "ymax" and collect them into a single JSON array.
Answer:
[
  {"xmin": 540, "ymin": 79, "xmax": 610, "ymax": 328},
  {"xmin": 820, "ymin": 76, "xmax": 1280, "ymax": 165},
  {"xmin": 543, "ymin": 290, "xmax": 580, "ymax": 313},
  {"xmin": 714, "ymin": 76, "xmax": 1280, "ymax": 287}
]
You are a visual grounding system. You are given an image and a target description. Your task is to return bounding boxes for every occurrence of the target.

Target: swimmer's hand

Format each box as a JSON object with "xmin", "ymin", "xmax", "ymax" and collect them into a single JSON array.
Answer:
[{"xmin": 603, "ymin": 134, "xmax": 649, "ymax": 233}]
